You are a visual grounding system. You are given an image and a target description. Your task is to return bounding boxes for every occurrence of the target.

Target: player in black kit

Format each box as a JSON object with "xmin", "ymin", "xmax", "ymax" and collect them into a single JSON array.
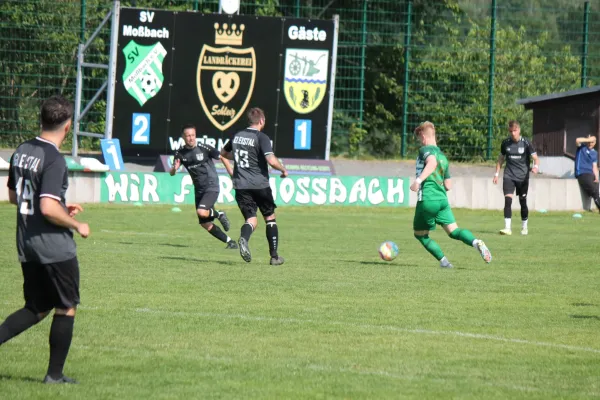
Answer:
[
  {"xmin": 493, "ymin": 120, "xmax": 539, "ymax": 236},
  {"xmin": 0, "ymin": 95, "xmax": 90, "ymax": 384},
  {"xmin": 221, "ymin": 108, "xmax": 288, "ymax": 265},
  {"xmin": 170, "ymin": 124, "xmax": 237, "ymax": 249}
]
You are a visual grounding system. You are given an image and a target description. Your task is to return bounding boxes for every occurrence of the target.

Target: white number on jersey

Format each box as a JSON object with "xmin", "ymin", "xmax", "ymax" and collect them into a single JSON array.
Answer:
[
  {"xmin": 15, "ymin": 177, "xmax": 34, "ymax": 215},
  {"xmin": 234, "ymin": 149, "xmax": 250, "ymax": 168}
]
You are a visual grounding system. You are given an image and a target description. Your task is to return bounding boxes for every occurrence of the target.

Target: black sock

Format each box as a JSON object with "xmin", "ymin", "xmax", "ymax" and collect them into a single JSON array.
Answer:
[
  {"xmin": 266, "ymin": 220, "xmax": 279, "ymax": 258},
  {"xmin": 208, "ymin": 225, "xmax": 229, "ymax": 243},
  {"xmin": 47, "ymin": 314, "xmax": 75, "ymax": 379},
  {"xmin": 519, "ymin": 197, "xmax": 529, "ymax": 220},
  {"xmin": 504, "ymin": 197, "xmax": 512, "ymax": 219},
  {"xmin": 0, "ymin": 308, "xmax": 40, "ymax": 345},
  {"xmin": 241, "ymin": 223, "xmax": 254, "ymax": 242}
]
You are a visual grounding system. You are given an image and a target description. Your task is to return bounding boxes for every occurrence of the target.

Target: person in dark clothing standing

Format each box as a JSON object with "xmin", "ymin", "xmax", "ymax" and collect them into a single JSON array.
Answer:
[
  {"xmin": 170, "ymin": 124, "xmax": 238, "ymax": 249},
  {"xmin": 493, "ymin": 120, "xmax": 539, "ymax": 236},
  {"xmin": 574, "ymin": 135, "xmax": 600, "ymax": 212},
  {"xmin": 0, "ymin": 95, "xmax": 90, "ymax": 384},
  {"xmin": 221, "ymin": 108, "xmax": 288, "ymax": 266}
]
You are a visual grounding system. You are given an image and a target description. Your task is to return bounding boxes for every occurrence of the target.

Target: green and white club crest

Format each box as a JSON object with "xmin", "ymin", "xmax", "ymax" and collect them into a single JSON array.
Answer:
[{"xmin": 122, "ymin": 40, "xmax": 167, "ymax": 106}]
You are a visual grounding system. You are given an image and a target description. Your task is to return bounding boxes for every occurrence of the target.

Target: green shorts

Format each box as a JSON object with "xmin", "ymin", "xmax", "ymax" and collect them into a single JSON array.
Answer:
[{"xmin": 413, "ymin": 199, "xmax": 456, "ymax": 231}]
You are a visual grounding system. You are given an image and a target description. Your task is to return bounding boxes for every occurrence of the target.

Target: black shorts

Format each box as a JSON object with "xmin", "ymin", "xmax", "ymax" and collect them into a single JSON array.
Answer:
[
  {"xmin": 503, "ymin": 177, "xmax": 529, "ymax": 197},
  {"xmin": 195, "ymin": 191, "xmax": 219, "ymax": 210},
  {"xmin": 21, "ymin": 257, "xmax": 80, "ymax": 313},
  {"xmin": 235, "ymin": 188, "xmax": 277, "ymax": 220},
  {"xmin": 577, "ymin": 173, "xmax": 599, "ymax": 198}
]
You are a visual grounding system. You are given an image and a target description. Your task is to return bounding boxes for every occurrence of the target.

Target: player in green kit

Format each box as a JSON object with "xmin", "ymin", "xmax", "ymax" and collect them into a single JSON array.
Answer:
[{"xmin": 411, "ymin": 122, "xmax": 492, "ymax": 268}]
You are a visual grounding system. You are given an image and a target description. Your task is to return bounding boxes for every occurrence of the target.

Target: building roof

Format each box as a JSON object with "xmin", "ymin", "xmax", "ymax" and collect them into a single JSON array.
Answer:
[{"xmin": 516, "ymin": 85, "xmax": 600, "ymax": 107}]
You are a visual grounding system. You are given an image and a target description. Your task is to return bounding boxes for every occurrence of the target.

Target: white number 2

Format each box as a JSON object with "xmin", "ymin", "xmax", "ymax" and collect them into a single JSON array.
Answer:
[
  {"xmin": 235, "ymin": 149, "xmax": 250, "ymax": 168},
  {"xmin": 15, "ymin": 177, "xmax": 34, "ymax": 215}
]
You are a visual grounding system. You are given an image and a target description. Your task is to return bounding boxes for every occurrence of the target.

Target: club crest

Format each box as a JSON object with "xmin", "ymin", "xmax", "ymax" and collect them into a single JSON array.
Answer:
[
  {"xmin": 283, "ymin": 48, "xmax": 329, "ymax": 114},
  {"xmin": 122, "ymin": 41, "xmax": 167, "ymax": 107}
]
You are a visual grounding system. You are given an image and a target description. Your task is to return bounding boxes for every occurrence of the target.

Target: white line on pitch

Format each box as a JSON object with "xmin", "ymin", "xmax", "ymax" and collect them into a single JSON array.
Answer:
[{"xmin": 80, "ymin": 306, "xmax": 600, "ymax": 355}]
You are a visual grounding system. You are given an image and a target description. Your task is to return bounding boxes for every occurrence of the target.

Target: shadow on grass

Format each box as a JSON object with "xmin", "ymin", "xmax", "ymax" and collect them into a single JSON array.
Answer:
[
  {"xmin": 570, "ymin": 315, "xmax": 600, "ymax": 320},
  {"xmin": 572, "ymin": 302, "xmax": 596, "ymax": 307},
  {"xmin": 0, "ymin": 374, "xmax": 41, "ymax": 383},
  {"xmin": 160, "ymin": 256, "xmax": 236, "ymax": 266},
  {"xmin": 158, "ymin": 243, "xmax": 189, "ymax": 248}
]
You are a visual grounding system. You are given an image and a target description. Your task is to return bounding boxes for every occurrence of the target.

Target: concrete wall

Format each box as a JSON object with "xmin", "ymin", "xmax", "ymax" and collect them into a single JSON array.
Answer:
[
  {"xmin": 538, "ymin": 156, "xmax": 575, "ymax": 178},
  {"xmin": 0, "ymin": 170, "xmax": 594, "ymax": 211}
]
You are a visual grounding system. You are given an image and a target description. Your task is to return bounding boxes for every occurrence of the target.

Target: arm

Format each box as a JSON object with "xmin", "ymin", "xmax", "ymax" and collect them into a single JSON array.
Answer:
[
  {"xmin": 220, "ymin": 155, "xmax": 233, "ymax": 177},
  {"xmin": 493, "ymin": 154, "xmax": 504, "ymax": 184},
  {"xmin": 8, "ymin": 189, "xmax": 17, "ymax": 205},
  {"xmin": 576, "ymin": 136, "xmax": 594, "ymax": 146},
  {"xmin": 594, "ymin": 162, "xmax": 599, "ymax": 182},
  {"xmin": 266, "ymin": 154, "xmax": 288, "ymax": 177},
  {"xmin": 443, "ymin": 179, "xmax": 452, "ymax": 191},
  {"xmin": 410, "ymin": 155, "xmax": 437, "ymax": 192},
  {"xmin": 40, "ymin": 198, "xmax": 89, "ymax": 238},
  {"xmin": 531, "ymin": 153, "xmax": 539, "ymax": 174},
  {"xmin": 220, "ymin": 139, "xmax": 234, "ymax": 160},
  {"xmin": 169, "ymin": 154, "xmax": 181, "ymax": 176}
]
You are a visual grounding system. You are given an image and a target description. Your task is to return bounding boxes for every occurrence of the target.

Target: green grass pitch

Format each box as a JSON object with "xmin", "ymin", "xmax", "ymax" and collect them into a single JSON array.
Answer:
[{"xmin": 0, "ymin": 204, "xmax": 598, "ymax": 399}]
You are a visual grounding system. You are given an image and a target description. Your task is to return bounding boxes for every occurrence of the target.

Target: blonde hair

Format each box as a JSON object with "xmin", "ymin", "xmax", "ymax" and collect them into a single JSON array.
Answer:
[{"xmin": 414, "ymin": 121, "xmax": 435, "ymax": 137}]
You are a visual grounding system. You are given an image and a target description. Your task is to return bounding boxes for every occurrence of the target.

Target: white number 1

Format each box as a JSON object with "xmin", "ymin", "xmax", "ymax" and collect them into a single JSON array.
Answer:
[
  {"xmin": 106, "ymin": 144, "xmax": 121, "ymax": 170},
  {"xmin": 297, "ymin": 121, "xmax": 307, "ymax": 148},
  {"xmin": 15, "ymin": 177, "xmax": 34, "ymax": 215}
]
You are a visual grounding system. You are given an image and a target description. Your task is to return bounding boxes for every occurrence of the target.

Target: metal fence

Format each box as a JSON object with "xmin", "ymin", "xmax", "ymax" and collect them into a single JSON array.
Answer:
[{"xmin": 1, "ymin": 0, "xmax": 599, "ymax": 160}]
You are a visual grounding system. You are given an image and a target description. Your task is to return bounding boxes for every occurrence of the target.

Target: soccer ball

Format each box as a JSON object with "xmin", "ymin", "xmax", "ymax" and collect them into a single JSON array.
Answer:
[
  {"xmin": 378, "ymin": 241, "xmax": 399, "ymax": 261},
  {"xmin": 140, "ymin": 73, "xmax": 158, "ymax": 95}
]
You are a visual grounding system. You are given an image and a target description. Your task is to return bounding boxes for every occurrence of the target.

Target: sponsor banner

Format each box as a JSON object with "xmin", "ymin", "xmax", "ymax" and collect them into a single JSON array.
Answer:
[
  {"xmin": 100, "ymin": 173, "xmax": 408, "ymax": 207},
  {"xmin": 153, "ymin": 155, "xmax": 335, "ymax": 176},
  {"xmin": 112, "ymin": 9, "xmax": 335, "ymax": 160}
]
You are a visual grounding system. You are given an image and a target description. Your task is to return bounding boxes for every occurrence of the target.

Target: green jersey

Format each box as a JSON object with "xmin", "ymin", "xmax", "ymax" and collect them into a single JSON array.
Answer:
[{"xmin": 416, "ymin": 145, "xmax": 451, "ymax": 202}]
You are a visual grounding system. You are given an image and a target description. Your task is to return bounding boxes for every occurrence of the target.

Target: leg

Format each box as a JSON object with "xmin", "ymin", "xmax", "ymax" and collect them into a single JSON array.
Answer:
[
  {"xmin": 413, "ymin": 201, "xmax": 449, "ymax": 267},
  {"xmin": 197, "ymin": 192, "xmax": 235, "ymax": 248},
  {"xmin": 501, "ymin": 178, "xmax": 515, "ymax": 235},
  {"xmin": 235, "ymin": 190, "xmax": 258, "ymax": 263},
  {"xmin": 578, "ymin": 174, "xmax": 600, "ymax": 212},
  {"xmin": 0, "ymin": 262, "xmax": 52, "ymax": 345},
  {"xmin": 444, "ymin": 223, "xmax": 492, "ymax": 264},
  {"xmin": 257, "ymin": 188, "xmax": 283, "ymax": 265},
  {"xmin": 43, "ymin": 258, "xmax": 80, "ymax": 384},
  {"xmin": 516, "ymin": 179, "xmax": 530, "ymax": 235}
]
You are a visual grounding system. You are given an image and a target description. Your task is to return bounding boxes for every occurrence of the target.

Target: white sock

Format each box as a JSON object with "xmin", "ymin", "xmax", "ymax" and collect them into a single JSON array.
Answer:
[
  {"xmin": 440, "ymin": 256, "xmax": 451, "ymax": 267},
  {"xmin": 472, "ymin": 239, "xmax": 479, "ymax": 248},
  {"xmin": 504, "ymin": 218, "xmax": 511, "ymax": 230},
  {"xmin": 522, "ymin": 219, "xmax": 528, "ymax": 229},
  {"xmin": 226, "ymin": 236, "xmax": 232, "ymax": 242}
]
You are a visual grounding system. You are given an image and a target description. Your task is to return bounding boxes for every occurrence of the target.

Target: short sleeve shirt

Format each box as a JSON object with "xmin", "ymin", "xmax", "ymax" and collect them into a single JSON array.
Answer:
[
  {"xmin": 500, "ymin": 137, "xmax": 536, "ymax": 181},
  {"xmin": 7, "ymin": 137, "xmax": 76, "ymax": 264},
  {"xmin": 174, "ymin": 144, "xmax": 220, "ymax": 192},
  {"xmin": 223, "ymin": 128, "xmax": 273, "ymax": 190},
  {"xmin": 416, "ymin": 145, "xmax": 450, "ymax": 202}
]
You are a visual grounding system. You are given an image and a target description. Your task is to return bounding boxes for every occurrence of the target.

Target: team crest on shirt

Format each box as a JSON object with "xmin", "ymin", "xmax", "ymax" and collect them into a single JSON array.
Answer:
[
  {"xmin": 196, "ymin": 153, "xmax": 204, "ymax": 161},
  {"xmin": 518, "ymin": 147, "xmax": 524, "ymax": 154}
]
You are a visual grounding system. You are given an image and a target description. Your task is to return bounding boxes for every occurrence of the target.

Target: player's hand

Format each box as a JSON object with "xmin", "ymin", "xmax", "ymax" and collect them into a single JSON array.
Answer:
[
  {"xmin": 76, "ymin": 223, "xmax": 90, "ymax": 238},
  {"xmin": 410, "ymin": 181, "xmax": 419, "ymax": 192},
  {"xmin": 280, "ymin": 169, "xmax": 288, "ymax": 178},
  {"xmin": 594, "ymin": 177, "xmax": 599, "ymax": 183},
  {"xmin": 492, "ymin": 175, "xmax": 499, "ymax": 185},
  {"xmin": 66, "ymin": 203, "xmax": 83, "ymax": 217},
  {"xmin": 173, "ymin": 158, "xmax": 181, "ymax": 170},
  {"xmin": 532, "ymin": 166, "xmax": 539, "ymax": 174}
]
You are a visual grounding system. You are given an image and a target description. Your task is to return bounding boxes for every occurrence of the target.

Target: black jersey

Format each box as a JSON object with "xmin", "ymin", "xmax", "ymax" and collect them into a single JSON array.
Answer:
[
  {"xmin": 174, "ymin": 143, "xmax": 220, "ymax": 192},
  {"xmin": 500, "ymin": 137, "xmax": 536, "ymax": 181},
  {"xmin": 7, "ymin": 137, "xmax": 76, "ymax": 264},
  {"xmin": 223, "ymin": 128, "xmax": 273, "ymax": 190}
]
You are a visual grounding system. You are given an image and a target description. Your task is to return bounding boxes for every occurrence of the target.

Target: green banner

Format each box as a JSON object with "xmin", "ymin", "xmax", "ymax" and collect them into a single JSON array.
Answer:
[{"xmin": 100, "ymin": 173, "xmax": 409, "ymax": 207}]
